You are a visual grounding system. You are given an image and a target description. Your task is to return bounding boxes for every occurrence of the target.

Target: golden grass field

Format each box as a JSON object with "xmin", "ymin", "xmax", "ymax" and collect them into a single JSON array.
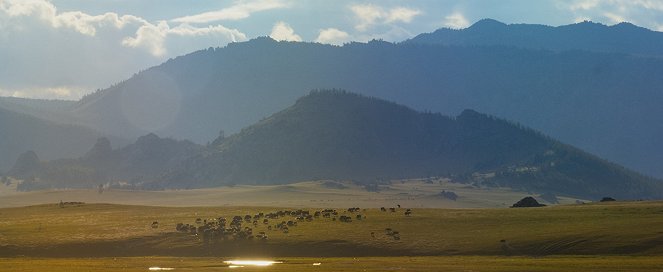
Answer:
[
  {"xmin": 1, "ymin": 199, "xmax": 663, "ymax": 270},
  {"xmin": 2, "ymin": 201, "xmax": 663, "ymax": 256},
  {"xmin": 1, "ymin": 180, "xmax": 663, "ymax": 271},
  {"xmin": 0, "ymin": 179, "xmax": 582, "ymax": 209}
]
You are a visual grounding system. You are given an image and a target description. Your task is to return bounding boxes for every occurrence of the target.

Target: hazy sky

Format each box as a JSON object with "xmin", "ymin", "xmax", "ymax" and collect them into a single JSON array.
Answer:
[{"xmin": 2, "ymin": 0, "xmax": 663, "ymax": 100}]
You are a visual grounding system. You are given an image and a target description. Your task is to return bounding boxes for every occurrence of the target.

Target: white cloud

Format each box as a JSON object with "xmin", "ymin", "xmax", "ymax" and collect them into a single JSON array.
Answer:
[
  {"xmin": 350, "ymin": 4, "xmax": 421, "ymax": 31},
  {"xmin": 172, "ymin": 0, "xmax": 289, "ymax": 24},
  {"xmin": 0, "ymin": 0, "xmax": 55, "ymax": 18},
  {"xmin": 603, "ymin": 12, "xmax": 626, "ymax": 23},
  {"xmin": 633, "ymin": 0, "xmax": 663, "ymax": 11},
  {"xmin": 0, "ymin": 0, "xmax": 146, "ymax": 36},
  {"xmin": 558, "ymin": 0, "xmax": 663, "ymax": 28},
  {"xmin": 170, "ymin": 23, "xmax": 246, "ymax": 38},
  {"xmin": 655, "ymin": 23, "xmax": 663, "ymax": 31},
  {"xmin": 444, "ymin": 12, "xmax": 470, "ymax": 29},
  {"xmin": 566, "ymin": 0, "xmax": 600, "ymax": 11},
  {"xmin": 609, "ymin": 0, "xmax": 663, "ymax": 11},
  {"xmin": 53, "ymin": 12, "xmax": 146, "ymax": 36},
  {"xmin": 1, "ymin": 0, "xmax": 248, "ymax": 57},
  {"xmin": 386, "ymin": 7, "xmax": 421, "ymax": 24},
  {"xmin": 574, "ymin": 16, "xmax": 592, "ymax": 23},
  {"xmin": 561, "ymin": 0, "xmax": 663, "ymax": 12},
  {"xmin": 0, "ymin": 0, "xmax": 250, "ymax": 99},
  {"xmin": 350, "ymin": 4, "xmax": 383, "ymax": 31},
  {"xmin": 269, "ymin": 21, "xmax": 301, "ymax": 42},
  {"xmin": 0, "ymin": 85, "xmax": 87, "ymax": 100},
  {"xmin": 122, "ymin": 21, "xmax": 247, "ymax": 57},
  {"xmin": 315, "ymin": 28, "xmax": 350, "ymax": 45},
  {"xmin": 121, "ymin": 21, "xmax": 169, "ymax": 56}
]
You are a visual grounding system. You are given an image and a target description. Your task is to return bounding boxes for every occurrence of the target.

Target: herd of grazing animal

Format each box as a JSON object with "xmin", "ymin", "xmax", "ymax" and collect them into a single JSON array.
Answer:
[{"xmin": 162, "ymin": 206, "xmax": 412, "ymax": 245}]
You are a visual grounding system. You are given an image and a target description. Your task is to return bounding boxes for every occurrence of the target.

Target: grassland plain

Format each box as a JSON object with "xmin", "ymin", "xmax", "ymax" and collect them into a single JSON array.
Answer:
[
  {"xmin": 0, "ymin": 180, "xmax": 581, "ymax": 209},
  {"xmin": 2, "ymin": 201, "xmax": 663, "ymax": 257},
  {"xmin": 2, "ymin": 201, "xmax": 663, "ymax": 271}
]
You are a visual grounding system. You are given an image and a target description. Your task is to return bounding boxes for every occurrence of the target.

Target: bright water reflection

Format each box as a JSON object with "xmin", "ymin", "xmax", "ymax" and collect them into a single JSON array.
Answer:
[{"xmin": 224, "ymin": 260, "xmax": 282, "ymax": 268}]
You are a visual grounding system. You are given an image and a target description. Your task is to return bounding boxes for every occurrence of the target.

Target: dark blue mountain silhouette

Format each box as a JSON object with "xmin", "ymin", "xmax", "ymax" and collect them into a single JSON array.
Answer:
[
  {"xmin": 71, "ymin": 30, "xmax": 663, "ymax": 178},
  {"xmin": 162, "ymin": 90, "xmax": 662, "ymax": 200},
  {"xmin": 407, "ymin": 19, "xmax": 663, "ymax": 56}
]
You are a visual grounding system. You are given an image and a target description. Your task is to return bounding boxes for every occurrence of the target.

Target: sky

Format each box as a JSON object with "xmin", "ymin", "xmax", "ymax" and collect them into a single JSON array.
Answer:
[{"xmin": 1, "ymin": 0, "xmax": 663, "ymax": 100}]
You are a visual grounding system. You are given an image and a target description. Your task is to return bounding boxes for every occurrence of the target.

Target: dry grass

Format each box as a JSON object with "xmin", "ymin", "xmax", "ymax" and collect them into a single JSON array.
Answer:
[
  {"xmin": 1, "ymin": 201, "xmax": 663, "ymax": 257},
  {"xmin": 3, "ymin": 201, "xmax": 663, "ymax": 271},
  {"xmin": 3, "ymin": 256, "xmax": 663, "ymax": 272},
  {"xmin": 0, "ymin": 179, "xmax": 582, "ymax": 209}
]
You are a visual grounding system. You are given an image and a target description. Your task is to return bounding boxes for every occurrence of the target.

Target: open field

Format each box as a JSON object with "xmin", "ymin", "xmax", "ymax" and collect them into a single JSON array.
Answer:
[
  {"xmin": 2, "ymin": 200, "xmax": 663, "ymax": 271},
  {"xmin": 2, "ymin": 201, "xmax": 663, "ymax": 257},
  {"xmin": 2, "ymin": 192, "xmax": 663, "ymax": 271},
  {"xmin": 3, "ymin": 256, "xmax": 663, "ymax": 272},
  {"xmin": 0, "ymin": 179, "xmax": 582, "ymax": 209}
]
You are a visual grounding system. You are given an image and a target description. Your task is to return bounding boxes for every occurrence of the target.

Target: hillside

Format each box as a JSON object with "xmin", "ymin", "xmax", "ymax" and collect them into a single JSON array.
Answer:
[
  {"xmin": 163, "ymin": 91, "xmax": 661, "ymax": 200},
  {"xmin": 406, "ymin": 19, "xmax": 663, "ymax": 56},
  {"xmin": 0, "ymin": 107, "xmax": 118, "ymax": 173},
  {"xmin": 66, "ymin": 29, "xmax": 663, "ymax": 179},
  {"xmin": 11, "ymin": 133, "xmax": 202, "ymax": 191},
  {"xmin": 0, "ymin": 97, "xmax": 75, "ymax": 116}
]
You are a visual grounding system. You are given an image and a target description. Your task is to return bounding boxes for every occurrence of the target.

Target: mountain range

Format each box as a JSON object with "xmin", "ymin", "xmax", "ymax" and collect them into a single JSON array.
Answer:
[
  {"xmin": 9, "ymin": 91, "xmax": 662, "ymax": 200},
  {"xmin": 9, "ymin": 133, "xmax": 201, "ymax": 191},
  {"xmin": 407, "ymin": 19, "xmax": 663, "ymax": 56},
  {"xmin": 0, "ymin": 103, "xmax": 124, "ymax": 173},
  {"xmin": 1, "ymin": 19, "xmax": 663, "ymax": 196},
  {"xmin": 48, "ymin": 19, "xmax": 663, "ymax": 179},
  {"xmin": 163, "ymin": 91, "xmax": 661, "ymax": 200}
]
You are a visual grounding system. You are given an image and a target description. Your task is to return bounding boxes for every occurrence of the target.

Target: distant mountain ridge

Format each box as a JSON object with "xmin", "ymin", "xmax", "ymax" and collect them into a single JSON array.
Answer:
[
  {"xmin": 9, "ymin": 91, "xmax": 661, "ymax": 199},
  {"xmin": 3, "ymin": 19, "xmax": 663, "ymax": 180},
  {"xmin": 65, "ymin": 33, "xmax": 663, "ymax": 179},
  {"xmin": 406, "ymin": 19, "xmax": 663, "ymax": 56},
  {"xmin": 10, "ymin": 133, "xmax": 202, "ymax": 191},
  {"xmin": 0, "ymin": 106, "xmax": 120, "ymax": 173},
  {"xmin": 160, "ymin": 91, "xmax": 661, "ymax": 200}
]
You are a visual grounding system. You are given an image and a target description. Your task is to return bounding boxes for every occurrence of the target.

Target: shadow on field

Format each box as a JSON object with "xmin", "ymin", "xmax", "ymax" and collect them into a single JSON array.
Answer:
[
  {"xmin": 0, "ymin": 233, "xmax": 412, "ymax": 257},
  {"xmin": 3, "ymin": 232, "xmax": 663, "ymax": 258},
  {"xmin": 503, "ymin": 234, "xmax": 663, "ymax": 256}
]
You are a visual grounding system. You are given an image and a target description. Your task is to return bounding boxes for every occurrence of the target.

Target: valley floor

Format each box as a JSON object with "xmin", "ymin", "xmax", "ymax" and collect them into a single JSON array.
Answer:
[
  {"xmin": 2, "ymin": 196, "xmax": 662, "ymax": 271},
  {"xmin": 0, "ymin": 179, "xmax": 581, "ymax": 209}
]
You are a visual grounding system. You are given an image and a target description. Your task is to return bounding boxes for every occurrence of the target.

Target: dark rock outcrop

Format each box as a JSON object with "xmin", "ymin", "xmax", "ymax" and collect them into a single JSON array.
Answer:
[{"xmin": 511, "ymin": 196, "xmax": 546, "ymax": 208}]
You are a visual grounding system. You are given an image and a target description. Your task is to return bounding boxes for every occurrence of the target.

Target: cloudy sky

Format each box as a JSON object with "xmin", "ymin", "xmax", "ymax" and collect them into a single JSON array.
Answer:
[{"xmin": 2, "ymin": 0, "xmax": 663, "ymax": 100}]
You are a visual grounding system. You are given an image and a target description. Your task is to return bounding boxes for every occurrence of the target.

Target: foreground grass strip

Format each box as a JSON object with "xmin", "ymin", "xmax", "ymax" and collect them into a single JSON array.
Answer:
[{"xmin": 2, "ymin": 256, "xmax": 663, "ymax": 272}]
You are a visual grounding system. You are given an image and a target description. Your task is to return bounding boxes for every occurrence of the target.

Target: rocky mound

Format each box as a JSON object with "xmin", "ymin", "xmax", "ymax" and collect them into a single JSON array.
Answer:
[{"xmin": 511, "ymin": 196, "xmax": 546, "ymax": 208}]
